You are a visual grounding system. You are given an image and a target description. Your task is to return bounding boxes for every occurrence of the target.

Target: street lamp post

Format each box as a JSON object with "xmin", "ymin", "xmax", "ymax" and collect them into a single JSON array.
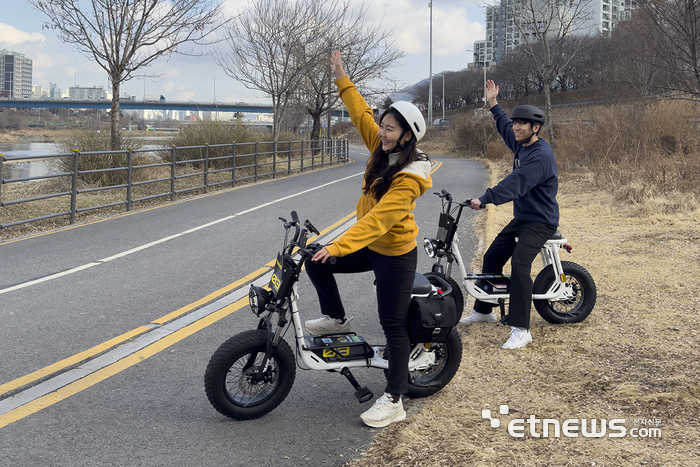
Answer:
[
  {"xmin": 467, "ymin": 48, "xmax": 487, "ymax": 105},
  {"xmin": 428, "ymin": 0, "xmax": 433, "ymax": 127}
]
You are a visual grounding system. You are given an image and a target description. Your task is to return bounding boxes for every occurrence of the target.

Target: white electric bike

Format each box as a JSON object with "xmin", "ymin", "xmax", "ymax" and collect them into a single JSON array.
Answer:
[
  {"xmin": 204, "ymin": 211, "xmax": 463, "ymax": 420},
  {"xmin": 422, "ymin": 190, "xmax": 597, "ymax": 324}
]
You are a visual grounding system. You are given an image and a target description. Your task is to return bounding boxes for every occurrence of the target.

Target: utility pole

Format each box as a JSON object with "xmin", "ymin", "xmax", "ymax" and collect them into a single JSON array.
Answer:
[{"xmin": 428, "ymin": 0, "xmax": 433, "ymax": 127}]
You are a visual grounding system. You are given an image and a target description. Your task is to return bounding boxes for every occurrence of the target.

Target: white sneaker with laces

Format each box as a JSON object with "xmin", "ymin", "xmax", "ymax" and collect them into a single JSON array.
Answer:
[
  {"xmin": 304, "ymin": 316, "xmax": 352, "ymax": 335},
  {"xmin": 501, "ymin": 326, "xmax": 532, "ymax": 349},
  {"xmin": 459, "ymin": 309, "xmax": 498, "ymax": 325},
  {"xmin": 360, "ymin": 393, "xmax": 406, "ymax": 428}
]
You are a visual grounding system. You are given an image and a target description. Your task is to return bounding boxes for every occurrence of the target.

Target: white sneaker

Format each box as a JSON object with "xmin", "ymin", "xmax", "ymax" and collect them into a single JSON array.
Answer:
[
  {"xmin": 304, "ymin": 316, "xmax": 352, "ymax": 335},
  {"xmin": 360, "ymin": 393, "xmax": 406, "ymax": 428},
  {"xmin": 501, "ymin": 327, "xmax": 532, "ymax": 350},
  {"xmin": 459, "ymin": 309, "xmax": 498, "ymax": 325}
]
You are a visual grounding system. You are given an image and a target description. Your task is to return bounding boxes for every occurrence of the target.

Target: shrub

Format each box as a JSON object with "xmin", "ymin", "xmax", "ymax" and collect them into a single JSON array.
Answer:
[
  {"xmin": 556, "ymin": 99, "xmax": 700, "ymax": 209},
  {"xmin": 448, "ymin": 109, "xmax": 501, "ymax": 157},
  {"xmin": 53, "ymin": 128, "xmax": 146, "ymax": 186},
  {"xmin": 167, "ymin": 118, "xmax": 266, "ymax": 170}
]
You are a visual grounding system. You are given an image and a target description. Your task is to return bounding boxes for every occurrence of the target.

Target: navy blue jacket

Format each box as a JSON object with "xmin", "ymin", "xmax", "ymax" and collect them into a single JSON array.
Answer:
[{"xmin": 479, "ymin": 105, "xmax": 559, "ymax": 226}]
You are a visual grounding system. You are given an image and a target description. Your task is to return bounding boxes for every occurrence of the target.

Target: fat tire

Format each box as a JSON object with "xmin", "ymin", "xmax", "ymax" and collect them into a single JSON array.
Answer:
[
  {"xmin": 533, "ymin": 261, "xmax": 597, "ymax": 324},
  {"xmin": 406, "ymin": 328, "xmax": 463, "ymax": 398},
  {"xmin": 204, "ymin": 329, "xmax": 296, "ymax": 420},
  {"xmin": 424, "ymin": 273, "xmax": 465, "ymax": 317}
]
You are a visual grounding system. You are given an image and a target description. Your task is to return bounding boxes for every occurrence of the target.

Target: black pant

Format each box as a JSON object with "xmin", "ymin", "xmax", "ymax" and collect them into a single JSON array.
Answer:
[
  {"xmin": 305, "ymin": 247, "xmax": 417, "ymax": 396},
  {"xmin": 474, "ymin": 219, "xmax": 557, "ymax": 329}
]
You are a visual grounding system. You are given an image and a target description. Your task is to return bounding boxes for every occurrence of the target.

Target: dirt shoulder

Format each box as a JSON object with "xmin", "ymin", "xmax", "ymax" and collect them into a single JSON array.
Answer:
[{"xmin": 350, "ymin": 154, "xmax": 700, "ymax": 466}]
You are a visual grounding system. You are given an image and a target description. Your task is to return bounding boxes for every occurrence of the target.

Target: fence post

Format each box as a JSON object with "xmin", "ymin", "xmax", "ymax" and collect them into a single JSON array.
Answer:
[
  {"xmin": 254, "ymin": 142, "xmax": 259, "ymax": 182},
  {"xmin": 0, "ymin": 155, "xmax": 4, "ymax": 207},
  {"xmin": 287, "ymin": 141, "xmax": 292, "ymax": 175},
  {"xmin": 204, "ymin": 143, "xmax": 209, "ymax": 193},
  {"xmin": 273, "ymin": 140, "xmax": 277, "ymax": 179},
  {"xmin": 300, "ymin": 140, "xmax": 304, "ymax": 171},
  {"xmin": 231, "ymin": 143, "xmax": 236, "ymax": 188},
  {"xmin": 126, "ymin": 148, "xmax": 133, "ymax": 211},
  {"xmin": 170, "ymin": 146, "xmax": 176, "ymax": 201},
  {"xmin": 70, "ymin": 150, "xmax": 79, "ymax": 225}
]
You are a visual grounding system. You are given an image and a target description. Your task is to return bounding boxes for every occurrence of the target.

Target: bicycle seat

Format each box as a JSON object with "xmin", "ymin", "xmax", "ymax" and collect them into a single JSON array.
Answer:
[
  {"xmin": 412, "ymin": 273, "xmax": 433, "ymax": 295},
  {"xmin": 550, "ymin": 230, "xmax": 563, "ymax": 240}
]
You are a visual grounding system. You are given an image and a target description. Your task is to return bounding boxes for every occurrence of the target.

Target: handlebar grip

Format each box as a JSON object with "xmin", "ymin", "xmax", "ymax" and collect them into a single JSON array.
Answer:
[{"xmin": 291, "ymin": 211, "xmax": 299, "ymax": 223}]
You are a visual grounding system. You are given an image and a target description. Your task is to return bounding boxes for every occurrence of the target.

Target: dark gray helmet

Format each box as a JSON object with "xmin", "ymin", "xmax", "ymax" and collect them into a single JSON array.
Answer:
[{"xmin": 510, "ymin": 105, "xmax": 545, "ymax": 124}]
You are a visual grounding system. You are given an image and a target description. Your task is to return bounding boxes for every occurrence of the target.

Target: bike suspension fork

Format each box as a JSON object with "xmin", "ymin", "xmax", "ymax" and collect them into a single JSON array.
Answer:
[{"xmin": 251, "ymin": 313, "xmax": 288, "ymax": 384}]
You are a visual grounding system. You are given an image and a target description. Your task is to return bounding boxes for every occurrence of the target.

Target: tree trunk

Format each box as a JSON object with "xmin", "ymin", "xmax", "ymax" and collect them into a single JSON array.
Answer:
[
  {"xmin": 110, "ymin": 79, "xmax": 121, "ymax": 150},
  {"xmin": 543, "ymin": 86, "xmax": 556, "ymax": 155},
  {"xmin": 310, "ymin": 112, "xmax": 322, "ymax": 141}
]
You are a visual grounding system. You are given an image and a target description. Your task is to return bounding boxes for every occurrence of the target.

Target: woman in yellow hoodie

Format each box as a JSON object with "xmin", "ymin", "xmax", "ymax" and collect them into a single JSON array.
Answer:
[{"xmin": 305, "ymin": 50, "xmax": 433, "ymax": 428}]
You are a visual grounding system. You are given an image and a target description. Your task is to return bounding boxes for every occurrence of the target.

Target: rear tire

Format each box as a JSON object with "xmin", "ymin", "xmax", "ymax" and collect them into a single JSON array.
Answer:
[
  {"xmin": 405, "ymin": 328, "xmax": 463, "ymax": 398},
  {"xmin": 533, "ymin": 261, "xmax": 596, "ymax": 324},
  {"xmin": 204, "ymin": 329, "xmax": 296, "ymax": 420}
]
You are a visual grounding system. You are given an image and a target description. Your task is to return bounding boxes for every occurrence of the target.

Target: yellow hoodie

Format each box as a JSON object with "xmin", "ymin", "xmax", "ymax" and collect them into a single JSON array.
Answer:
[{"xmin": 325, "ymin": 76, "xmax": 433, "ymax": 258}]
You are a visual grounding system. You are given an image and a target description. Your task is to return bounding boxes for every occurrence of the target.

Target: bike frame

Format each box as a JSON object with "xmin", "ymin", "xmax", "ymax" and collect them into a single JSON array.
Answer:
[
  {"xmin": 427, "ymin": 191, "xmax": 576, "ymax": 306},
  {"xmin": 281, "ymin": 284, "xmax": 438, "ymax": 372},
  {"xmin": 258, "ymin": 212, "xmax": 441, "ymax": 374}
]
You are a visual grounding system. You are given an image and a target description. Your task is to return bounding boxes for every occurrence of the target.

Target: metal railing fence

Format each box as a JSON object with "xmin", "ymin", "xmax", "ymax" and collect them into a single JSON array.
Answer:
[{"xmin": 0, "ymin": 138, "xmax": 349, "ymax": 230}]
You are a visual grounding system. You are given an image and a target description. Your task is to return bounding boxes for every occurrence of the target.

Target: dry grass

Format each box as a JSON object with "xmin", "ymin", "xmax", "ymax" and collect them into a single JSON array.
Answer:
[{"xmin": 349, "ymin": 154, "xmax": 700, "ymax": 467}]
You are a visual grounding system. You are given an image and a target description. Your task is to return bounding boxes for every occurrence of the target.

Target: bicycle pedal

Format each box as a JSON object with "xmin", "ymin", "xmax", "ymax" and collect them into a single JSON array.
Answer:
[{"xmin": 355, "ymin": 387, "xmax": 374, "ymax": 403}]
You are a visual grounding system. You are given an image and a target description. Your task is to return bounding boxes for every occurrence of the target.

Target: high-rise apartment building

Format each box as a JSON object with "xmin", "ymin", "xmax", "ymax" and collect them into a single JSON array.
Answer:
[
  {"xmin": 473, "ymin": 0, "xmax": 636, "ymax": 65},
  {"xmin": 0, "ymin": 49, "xmax": 33, "ymax": 99}
]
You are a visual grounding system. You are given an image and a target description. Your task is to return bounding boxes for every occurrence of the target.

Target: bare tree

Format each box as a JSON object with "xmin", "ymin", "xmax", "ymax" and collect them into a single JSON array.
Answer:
[
  {"xmin": 509, "ymin": 0, "xmax": 596, "ymax": 148},
  {"xmin": 216, "ymin": 0, "xmax": 335, "ymax": 140},
  {"xmin": 217, "ymin": 0, "xmax": 403, "ymax": 141},
  {"xmin": 293, "ymin": 2, "xmax": 405, "ymax": 141},
  {"xmin": 631, "ymin": 0, "xmax": 700, "ymax": 98},
  {"xmin": 30, "ymin": 0, "xmax": 225, "ymax": 150}
]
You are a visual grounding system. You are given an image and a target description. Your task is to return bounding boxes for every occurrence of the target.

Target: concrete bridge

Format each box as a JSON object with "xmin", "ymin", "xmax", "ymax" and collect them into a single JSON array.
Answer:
[{"xmin": 0, "ymin": 99, "xmax": 273, "ymax": 114}]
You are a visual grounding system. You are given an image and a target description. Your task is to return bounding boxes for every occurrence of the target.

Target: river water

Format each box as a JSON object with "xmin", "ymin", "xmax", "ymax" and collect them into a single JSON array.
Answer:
[
  {"xmin": 1, "ymin": 138, "xmax": 172, "ymax": 180},
  {"xmin": 0, "ymin": 142, "xmax": 59, "ymax": 180}
]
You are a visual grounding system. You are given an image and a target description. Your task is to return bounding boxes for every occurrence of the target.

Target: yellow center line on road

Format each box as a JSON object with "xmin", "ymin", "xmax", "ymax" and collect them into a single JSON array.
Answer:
[
  {"xmin": 0, "ymin": 211, "xmax": 357, "ymax": 429},
  {"xmin": 0, "ymin": 297, "xmax": 249, "ymax": 430}
]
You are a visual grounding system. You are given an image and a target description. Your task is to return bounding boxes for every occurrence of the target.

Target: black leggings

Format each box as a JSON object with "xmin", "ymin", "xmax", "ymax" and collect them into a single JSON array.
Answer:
[
  {"xmin": 474, "ymin": 219, "xmax": 557, "ymax": 329},
  {"xmin": 305, "ymin": 247, "xmax": 417, "ymax": 396}
]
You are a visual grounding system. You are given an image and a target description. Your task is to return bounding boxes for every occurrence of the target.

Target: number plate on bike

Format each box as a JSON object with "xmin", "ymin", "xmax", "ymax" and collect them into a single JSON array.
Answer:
[{"xmin": 270, "ymin": 252, "xmax": 294, "ymax": 298}]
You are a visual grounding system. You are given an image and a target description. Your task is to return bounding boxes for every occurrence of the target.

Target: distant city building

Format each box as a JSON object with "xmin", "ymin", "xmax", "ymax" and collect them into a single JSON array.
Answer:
[
  {"xmin": 0, "ymin": 49, "xmax": 33, "ymax": 99},
  {"xmin": 49, "ymin": 82, "xmax": 61, "ymax": 100},
  {"xmin": 68, "ymin": 85, "xmax": 107, "ymax": 100},
  {"xmin": 472, "ymin": 0, "xmax": 637, "ymax": 65}
]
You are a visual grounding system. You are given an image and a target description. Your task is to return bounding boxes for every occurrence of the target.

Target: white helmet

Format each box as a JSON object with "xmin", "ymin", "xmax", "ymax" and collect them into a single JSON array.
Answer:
[{"xmin": 389, "ymin": 101, "xmax": 427, "ymax": 142}]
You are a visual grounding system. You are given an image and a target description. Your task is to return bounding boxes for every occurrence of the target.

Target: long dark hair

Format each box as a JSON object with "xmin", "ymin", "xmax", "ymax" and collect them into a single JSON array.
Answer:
[{"xmin": 363, "ymin": 107, "xmax": 430, "ymax": 200}]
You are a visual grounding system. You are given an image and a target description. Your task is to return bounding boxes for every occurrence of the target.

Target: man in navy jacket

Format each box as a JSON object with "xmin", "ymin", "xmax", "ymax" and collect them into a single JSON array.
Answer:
[{"xmin": 460, "ymin": 79, "xmax": 559, "ymax": 350}]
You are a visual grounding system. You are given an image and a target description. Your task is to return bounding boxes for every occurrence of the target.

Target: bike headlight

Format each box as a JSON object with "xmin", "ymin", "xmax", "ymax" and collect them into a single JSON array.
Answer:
[
  {"xmin": 248, "ymin": 285, "xmax": 271, "ymax": 316},
  {"xmin": 423, "ymin": 238, "xmax": 437, "ymax": 258}
]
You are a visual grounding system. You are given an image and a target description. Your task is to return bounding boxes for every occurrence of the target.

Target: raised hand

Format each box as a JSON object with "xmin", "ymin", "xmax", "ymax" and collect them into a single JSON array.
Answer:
[
  {"xmin": 484, "ymin": 79, "xmax": 499, "ymax": 108},
  {"xmin": 330, "ymin": 50, "xmax": 347, "ymax": 80}
]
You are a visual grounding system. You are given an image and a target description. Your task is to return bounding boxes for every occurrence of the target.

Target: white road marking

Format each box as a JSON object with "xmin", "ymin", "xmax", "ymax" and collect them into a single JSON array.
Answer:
[{"xmin": 0, "ymin": 172, "xmax": 362, "ymax": 296}]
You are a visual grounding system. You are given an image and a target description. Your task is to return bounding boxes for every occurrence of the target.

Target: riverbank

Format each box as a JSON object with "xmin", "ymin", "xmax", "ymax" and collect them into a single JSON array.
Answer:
[{"xmin": 349, "ymin": 152, "xmax": 700, "ymax": 467}]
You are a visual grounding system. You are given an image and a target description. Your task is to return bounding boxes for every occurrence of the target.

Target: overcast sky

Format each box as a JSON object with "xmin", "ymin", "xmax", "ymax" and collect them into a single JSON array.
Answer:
[{"xmin": 1, "ymin": 0, "xmax": 487, "ymax": 105}]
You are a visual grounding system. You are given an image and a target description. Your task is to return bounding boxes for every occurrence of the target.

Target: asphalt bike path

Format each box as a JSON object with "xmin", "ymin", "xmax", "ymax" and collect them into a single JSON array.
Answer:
[{"xmin": 0, "ymin": 149, "xmax": 486, "ymax": 466}]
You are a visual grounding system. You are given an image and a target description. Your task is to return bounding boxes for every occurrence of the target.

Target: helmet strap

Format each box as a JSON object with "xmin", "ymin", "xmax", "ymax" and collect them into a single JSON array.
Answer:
[{"xmin": 386, "ymin": 130, "xmax": 412, "ymax": 153}]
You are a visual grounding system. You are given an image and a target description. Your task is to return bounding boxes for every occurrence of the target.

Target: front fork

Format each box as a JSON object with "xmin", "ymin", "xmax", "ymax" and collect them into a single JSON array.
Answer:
[{"xmin": 250, "ymin": 308, "xmax": 288, "ymax": 384}]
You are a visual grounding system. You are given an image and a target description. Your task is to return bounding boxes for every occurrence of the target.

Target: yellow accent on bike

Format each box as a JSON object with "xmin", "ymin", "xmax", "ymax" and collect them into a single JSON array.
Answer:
[
  {"xmin": 560, "ymin": 273, "xmax": 567, "ymax": 282},
  {"xmin": 323, "ymin": 347, "xmax": 350, "ymax": 357}
]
